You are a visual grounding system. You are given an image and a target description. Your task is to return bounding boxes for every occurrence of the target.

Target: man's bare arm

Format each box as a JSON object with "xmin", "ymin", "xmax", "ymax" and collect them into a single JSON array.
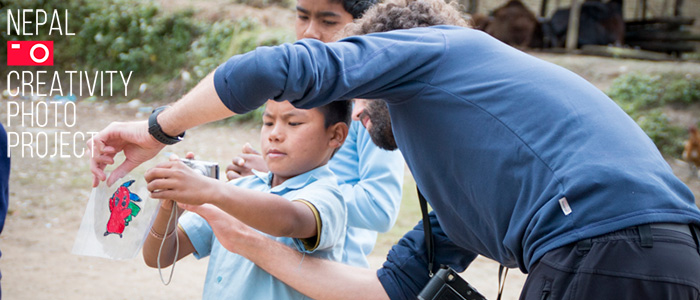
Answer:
[
  {"xmin": 157, "ymin": 72, "xmax": 233, "ymax": 137},
  {"xmin": 88, "ymin": 72, "xmax": 235, "ymax": 187}
]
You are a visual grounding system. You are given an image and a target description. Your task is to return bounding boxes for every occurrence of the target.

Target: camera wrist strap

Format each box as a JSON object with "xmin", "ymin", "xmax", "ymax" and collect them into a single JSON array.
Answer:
[
  {"xmin": 497, "ymin": 264, "xmax": 508, "ymax": 300},
  {"xmin": 417, "ymin": 187, "xmax": 435, "ymax": 277},
  {"xmin": 157, "ymin": 205, "xmax": 179, "ymax": 285}
]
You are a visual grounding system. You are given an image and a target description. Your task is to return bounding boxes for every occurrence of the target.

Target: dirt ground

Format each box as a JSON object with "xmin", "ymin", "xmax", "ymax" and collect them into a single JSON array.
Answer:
[{"xmin": 1, "ymin": 52, "xmax": 700, "ymax": 299}]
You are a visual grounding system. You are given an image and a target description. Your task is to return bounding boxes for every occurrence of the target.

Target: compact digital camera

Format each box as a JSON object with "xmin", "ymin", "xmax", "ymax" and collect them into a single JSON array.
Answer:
[
  {"xmin": 180, "ymin": 158, "xmax": 219, "ymax": 179},
  {"xmin": 418, "ymin": 267, "xmax": 487, "ymax": 300}
]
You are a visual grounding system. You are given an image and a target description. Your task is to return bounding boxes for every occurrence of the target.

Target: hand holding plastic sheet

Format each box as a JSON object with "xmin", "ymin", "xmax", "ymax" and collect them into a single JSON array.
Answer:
[{"xmin": 72, "ymin": 174, "xmax": 158, "ymax": 259}]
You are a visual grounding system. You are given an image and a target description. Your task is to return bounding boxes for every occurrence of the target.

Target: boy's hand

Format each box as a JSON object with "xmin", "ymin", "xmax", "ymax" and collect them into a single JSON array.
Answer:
[
  {"xmin": 226, "ymin": 143, "xmax": 267, "ymax": 180},
  {"xmin": 159, "ymin": 199, "xmax": 187, "ymax": 219},
  {"xmin": 145, "ymin": 153, "xmax": 219, "ymax": 206}
]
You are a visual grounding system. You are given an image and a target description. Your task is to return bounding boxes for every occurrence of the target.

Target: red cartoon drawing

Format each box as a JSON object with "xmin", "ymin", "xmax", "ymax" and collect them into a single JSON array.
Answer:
[{"xmin": 104, "ymin": 180, "xmax": 142, "ymax": 238}]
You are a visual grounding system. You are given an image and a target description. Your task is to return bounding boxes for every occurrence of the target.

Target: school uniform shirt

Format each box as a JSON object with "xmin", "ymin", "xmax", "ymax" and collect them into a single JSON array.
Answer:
[
  {"xmin": 180, "ymin": 165, "xmax": 346, "ymax": 300},
  {"xmin": 329, "ymin": 120, "xmax": 404, "ymax": 268},
  {"xmin": 212, "ymin": 26, "xmax": 700, "ymax": 299}
]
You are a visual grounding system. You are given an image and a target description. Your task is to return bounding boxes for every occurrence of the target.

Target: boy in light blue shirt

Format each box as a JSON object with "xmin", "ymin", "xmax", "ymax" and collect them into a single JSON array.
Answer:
[
  {"xmin": 224, "ymin": 0, "xmax": 405, "ymax": 268},
  {"xmin": 142, "ymin": 100, "xmax": 351, "ymax": 299},
  {"xmin": 181, "ymin": 166, "xmax": 344, "ymax": 299}
]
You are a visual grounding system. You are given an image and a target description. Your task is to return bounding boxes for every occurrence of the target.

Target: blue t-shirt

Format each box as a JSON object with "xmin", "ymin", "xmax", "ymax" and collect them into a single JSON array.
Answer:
[
  {"xmin": 329, "ymin": 120, "xmax": 404, "ymax": 267},
  {"xmin": 213, "ymin": 26, "xmax": 700, "ymax": 298},
  {"xmin": 179, "ymin": 165, "xmax": 346, "ymax": 299}
]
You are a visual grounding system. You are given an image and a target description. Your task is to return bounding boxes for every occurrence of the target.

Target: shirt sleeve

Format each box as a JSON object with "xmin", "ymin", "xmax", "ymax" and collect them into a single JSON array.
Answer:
[
  {"xmin": 293, "ymin": 199, "xmax": 323, "ymax": 251},
  {"xmin": 213, "ymin": 27, "xmax": 448, "ymax": 114},
  {"xmin": 179, "ymin": 212, "xmax": 214, "ymax": 259},
  {"xmin": 377, "ymin": 212, "xmax": 477, "ymax": 300},
  {"xmin": 341, "ymin": 122, "xmax": 404, "ymax": 233},
  {"xmin": 291, "ymin": 182, "xmax": 346, "ymax": 253}
]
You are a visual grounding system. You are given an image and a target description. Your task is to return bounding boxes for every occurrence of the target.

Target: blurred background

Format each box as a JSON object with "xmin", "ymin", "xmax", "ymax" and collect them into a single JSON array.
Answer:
[{"xmin": 1, "ymin": 0, "xmax": 699, "ymax": 298}]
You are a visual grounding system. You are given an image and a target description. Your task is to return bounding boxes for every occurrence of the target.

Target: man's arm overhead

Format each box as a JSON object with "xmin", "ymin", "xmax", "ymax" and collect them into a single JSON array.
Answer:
[{"xmin": 88, "ymin": 72, "xmax": 235, "ymax": 186}]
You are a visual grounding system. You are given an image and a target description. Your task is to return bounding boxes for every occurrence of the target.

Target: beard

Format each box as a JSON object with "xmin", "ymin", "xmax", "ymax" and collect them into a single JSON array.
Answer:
[{"xmin": 361, "ymin": 100, "xmax": 398, "ymax": 151}]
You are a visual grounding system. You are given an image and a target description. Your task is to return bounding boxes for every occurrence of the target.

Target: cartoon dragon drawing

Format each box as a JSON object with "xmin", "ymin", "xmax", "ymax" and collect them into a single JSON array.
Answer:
[{"xmin": 104, "ymin": 180, "xmax": 142, "ymax": 238}]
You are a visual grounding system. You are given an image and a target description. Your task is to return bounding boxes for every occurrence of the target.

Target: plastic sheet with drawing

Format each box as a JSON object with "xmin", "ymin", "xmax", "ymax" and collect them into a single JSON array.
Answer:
[{"xmin": 72, "ymin": 174, "xmax": 158, "ymax": 260}]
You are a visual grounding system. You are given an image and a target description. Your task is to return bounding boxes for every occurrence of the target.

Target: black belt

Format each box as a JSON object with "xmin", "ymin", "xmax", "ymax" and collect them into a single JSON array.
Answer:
[
  {"xmin": 649, "ymin": 223, "xmax": 700, "ymax": 255},
  {"xmin": 649, "ymin": 223, "xmax": 692, "ymax": 236},
  {"xmin": 577, "ymin": 223, "xmax": 700, "ymax": 254}
]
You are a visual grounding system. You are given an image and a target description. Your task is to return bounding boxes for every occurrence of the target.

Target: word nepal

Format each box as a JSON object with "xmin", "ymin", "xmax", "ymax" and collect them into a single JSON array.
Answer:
[{"xmin": 6, "ymin": 9, "xmax": 74, "ymax": 36}]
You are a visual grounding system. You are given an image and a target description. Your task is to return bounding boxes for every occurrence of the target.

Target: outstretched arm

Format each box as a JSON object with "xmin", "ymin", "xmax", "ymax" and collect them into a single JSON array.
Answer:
[
  {"xmin": 88, "ymin": 72, "xmax": 234, "ymax": 187},
  {"xmin": 145, "ymin": 160, "xmax": 317, "ymax": 239},
  {"xmin": 184, "ymin": 203, "xmax": 390, "ymax": 300}
]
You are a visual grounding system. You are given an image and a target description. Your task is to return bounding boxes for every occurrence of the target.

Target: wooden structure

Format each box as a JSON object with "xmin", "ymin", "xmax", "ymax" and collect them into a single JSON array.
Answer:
[
  {"xmin": 467, "ymin": 0, "xmax": 697, "ymax": 55},
  {"xmin": 625, "ymin": 16, "xmax": 699, "ymax": 54}
]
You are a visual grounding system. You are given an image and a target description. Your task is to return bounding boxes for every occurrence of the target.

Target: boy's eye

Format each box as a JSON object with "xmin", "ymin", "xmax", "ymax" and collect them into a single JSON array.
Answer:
[
  {"xmin": 289, "ymin": 122, "xmax": 302, "ymax": 126},
  {"xmin": 297, "ymin": 15, "xmax": 309, "ymax": 20},
  {"xmin": 323, "ymin": 20, "xmax": 338, "ymax": 26},
  {"xmin": 263, "ymin": 122, "xmax": 273, "ymax": 126}
]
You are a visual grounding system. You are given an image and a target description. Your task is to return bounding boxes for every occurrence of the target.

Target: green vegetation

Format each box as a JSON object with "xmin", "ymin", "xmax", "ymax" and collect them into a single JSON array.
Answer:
[
  {"xmin": 1, "ymin": 0, "xmax": 294, "ymax": 118},
  {"xmin": 76, "ymin": 2, "xmax": 200, "ymax": 79},
  {"xmin": 189, "ymin": 18, "xmax": 294, "ymax": 81},
  {"xmin": 607, "ymin": 73, "xmax": 700, "ymax": 157}
]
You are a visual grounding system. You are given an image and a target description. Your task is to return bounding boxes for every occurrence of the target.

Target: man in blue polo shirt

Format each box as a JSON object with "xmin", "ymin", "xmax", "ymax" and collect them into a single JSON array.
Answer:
[{"xmin": 88, "ymin": 0, "xmax": 700, "ymax": 298}]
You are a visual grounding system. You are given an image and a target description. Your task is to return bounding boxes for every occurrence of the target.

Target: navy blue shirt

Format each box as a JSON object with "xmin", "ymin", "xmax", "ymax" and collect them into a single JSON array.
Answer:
[{"xmin": 213, "ymin": 26, "xmax": 700, "ymax": 299}]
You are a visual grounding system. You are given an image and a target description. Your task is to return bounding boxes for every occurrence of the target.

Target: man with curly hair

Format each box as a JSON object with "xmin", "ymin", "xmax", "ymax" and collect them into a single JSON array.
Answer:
[{"xmin": 89, "ymin": 0, "xmax": 700, "ymax": 299}]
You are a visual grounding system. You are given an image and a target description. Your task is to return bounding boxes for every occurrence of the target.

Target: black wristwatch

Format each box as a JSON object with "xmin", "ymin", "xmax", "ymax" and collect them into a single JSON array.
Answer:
[{"xmin": 148, "ymin": 106, "xmax": 185, "ymax": 145}]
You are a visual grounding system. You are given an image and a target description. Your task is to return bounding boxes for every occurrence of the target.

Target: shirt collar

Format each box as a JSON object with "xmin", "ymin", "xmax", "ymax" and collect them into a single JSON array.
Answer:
[{"xmin": 251, "ymin": 165, "xmax": 333, "ymax": 193}]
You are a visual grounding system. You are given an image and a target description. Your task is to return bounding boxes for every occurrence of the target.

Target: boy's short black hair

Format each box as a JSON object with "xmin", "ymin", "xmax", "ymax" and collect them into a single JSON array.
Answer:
[
  {"xmin": 317, "ymin": 100, "xmax": 352, "ymax": 129},
  {"xmin": 331, "ymin": 0, "xmax": 379, "ymax": 19}
]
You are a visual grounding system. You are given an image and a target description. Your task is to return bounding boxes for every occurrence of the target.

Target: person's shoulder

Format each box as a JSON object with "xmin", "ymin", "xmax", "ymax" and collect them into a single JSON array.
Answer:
[
  {"xmin": 337, "ymin": 25, "xmax": 468, "ymax": 46},
  {"xmin": 230, "ymin": 170, "xmax": 272, "ymax": 189},
  {"xmin": 299, "ymin": 165, "xmax": 340, "ymax": 188},
  {"xmin": 273, "ymin": 165, "xmax": 340, "ymax": 195},
  {"xmin": 365, "ymin": 25, "xmax": 469, "ymax": 39}
]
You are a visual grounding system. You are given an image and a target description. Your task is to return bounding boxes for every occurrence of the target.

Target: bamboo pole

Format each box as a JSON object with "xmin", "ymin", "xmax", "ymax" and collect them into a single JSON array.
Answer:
[{"xmin": 565, "ymin": 0, "xmax": 582, "ymax": 50}]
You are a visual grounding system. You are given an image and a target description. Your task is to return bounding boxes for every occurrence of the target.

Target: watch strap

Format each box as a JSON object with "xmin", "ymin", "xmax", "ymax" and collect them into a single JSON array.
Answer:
[{"xmin": 148, "ymin": 106, "xmax": 185, "ymax": 145}]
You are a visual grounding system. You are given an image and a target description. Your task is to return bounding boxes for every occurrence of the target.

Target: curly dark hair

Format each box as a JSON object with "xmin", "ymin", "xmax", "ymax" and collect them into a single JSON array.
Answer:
[
  {"xmin": 343, "ymin": 0, "xmax": 469, "ymax": 36},
  {"xmin": 333, "ymin": 0, "xmax": 379, "ymax": 19}
]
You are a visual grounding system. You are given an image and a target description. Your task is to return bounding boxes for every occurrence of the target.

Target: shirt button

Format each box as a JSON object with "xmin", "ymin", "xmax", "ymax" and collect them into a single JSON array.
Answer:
[{"xmin": 217, "ymin": 276, "xmax": 223, "ymax": 283}]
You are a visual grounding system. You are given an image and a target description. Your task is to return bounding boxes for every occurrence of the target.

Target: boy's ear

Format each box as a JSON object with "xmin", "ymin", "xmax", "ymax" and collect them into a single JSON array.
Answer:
[{"xmin": 327, "ymin": 123, "xmax": 349, "ymax": 149}]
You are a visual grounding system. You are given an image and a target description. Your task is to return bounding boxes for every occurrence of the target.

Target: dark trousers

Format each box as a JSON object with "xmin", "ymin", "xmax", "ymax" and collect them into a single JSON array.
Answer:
[{"xmin": 520, "ymin": 224, "xmax": 700, "ymax": 300}]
